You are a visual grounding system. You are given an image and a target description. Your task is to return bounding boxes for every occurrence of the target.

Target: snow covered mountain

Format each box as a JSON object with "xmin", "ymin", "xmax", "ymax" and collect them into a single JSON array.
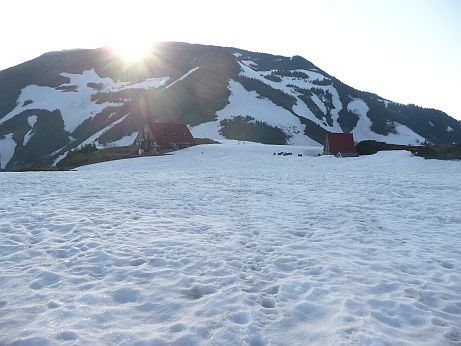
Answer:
[{"xmin": 0, "ymin": 42, "xmax": 460, "ymax": 170}]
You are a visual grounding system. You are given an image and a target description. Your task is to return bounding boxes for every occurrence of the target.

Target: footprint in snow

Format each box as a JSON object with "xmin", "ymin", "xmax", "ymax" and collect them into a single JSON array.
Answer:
[
  {"xmin": 56, "ymin": 331, "xmax": 78, "ymax": 341},
  {"xmin": 262, "ymin": 285, "xmax": 279, "ymax": 295},
  {"xmin": 289, "ymin": 230, "xmax": 307, "ymax": 237},
  {"xmin": 261, "ymin": 297, "xmax": 276, "ymax": 309},
  {"xmin": 129, "ymin": 258, "xmax": 146, "ymax": 266},
  {"xmin": 185, "ymin": 284, "xmax": 217, "ymax": 300},
  {"xmin": 229, "ymin": 311, "xmax": 250, "ymax": 325},
  {"xmin": 440, "ymin": 261, "xmax": 454, "ymax": 269},
  {"xmin": 112, "ymin": 287, "xmax": 141, "ymax": 303}
]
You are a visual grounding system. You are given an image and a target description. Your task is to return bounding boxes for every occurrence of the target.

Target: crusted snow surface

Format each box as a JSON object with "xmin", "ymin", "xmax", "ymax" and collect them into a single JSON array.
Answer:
[
  {"xmin": 191, "ymin": 80, "xmax": 321, "ymax": 146},
  {"xmin": 348, "ymin": 99, "xmax": 426, "ymax": 145},
  {"xmin": 0, "ymin": 133, "xmax": 16, "ymax": 169},
  {"xmin": 0, "ymin": 69, "xmax": 169, "ymax": 133},
  {"xmin": 0, "ymin": 143, "xmax": 460, "ymax": 345},
  {"xmin": 23, "ymin": 115, "xmax": 38, "ymax": 146}
]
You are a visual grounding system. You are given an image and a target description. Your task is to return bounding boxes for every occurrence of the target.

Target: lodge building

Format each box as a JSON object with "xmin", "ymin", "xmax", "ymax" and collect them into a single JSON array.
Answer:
[
  {"xmin": 323, "ymin": 132, "xmax": 358, "ymax": 157},
  {"xmin": 133, "ymin": 122, "xmax": 195, "ymax": 153}
]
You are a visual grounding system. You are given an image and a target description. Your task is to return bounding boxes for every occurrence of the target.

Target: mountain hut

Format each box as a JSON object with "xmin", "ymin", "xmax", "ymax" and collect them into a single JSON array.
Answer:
[
  {"xmin": 323, "ymin": 132, "xmax": 358, "ymax": 157},
  {"xmin": 133, "ymin": 122, "xmax": 195, "ymax": 154}
]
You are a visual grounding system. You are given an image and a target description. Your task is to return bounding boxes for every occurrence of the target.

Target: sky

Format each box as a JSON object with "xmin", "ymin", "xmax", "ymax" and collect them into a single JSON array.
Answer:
[{"xmin": 1, "ymin": 0, "xmax": 460, "ymax": 120}]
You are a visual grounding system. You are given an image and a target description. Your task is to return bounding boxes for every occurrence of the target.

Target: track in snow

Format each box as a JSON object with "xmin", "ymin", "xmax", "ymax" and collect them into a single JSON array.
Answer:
[{"xmin": 0, "ymin": 143, "xmax": 460, "ymax": 345}]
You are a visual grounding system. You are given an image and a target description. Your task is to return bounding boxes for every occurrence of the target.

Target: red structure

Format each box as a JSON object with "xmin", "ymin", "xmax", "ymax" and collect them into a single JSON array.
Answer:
[
  {"xmin": 133, "ymin": 122, "xmax": 195, "ymax": 153},
  {"xmin": 323, "ymin": 132, "xmax": 358, "ymax": 157}
]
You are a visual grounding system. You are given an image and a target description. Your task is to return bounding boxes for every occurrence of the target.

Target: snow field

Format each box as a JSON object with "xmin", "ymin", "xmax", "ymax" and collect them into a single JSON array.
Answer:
[{"xmin": 0, "ymin": 143, "xmax": 460, "ymax": 345}]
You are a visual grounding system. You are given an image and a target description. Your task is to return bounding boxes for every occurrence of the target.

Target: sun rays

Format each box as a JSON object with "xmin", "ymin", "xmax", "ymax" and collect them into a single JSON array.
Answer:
[{"xmin": 112, "ymin": 39, "xmax": 154, "ymax": 62}]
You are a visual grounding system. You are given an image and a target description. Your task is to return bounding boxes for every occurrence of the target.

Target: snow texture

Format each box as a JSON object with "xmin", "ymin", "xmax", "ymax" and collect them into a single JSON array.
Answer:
[
  {"xmin": 0, "ymin": 143, "xmax": 460, "ymax": 345},
  {"xmin": 0, "ymin": 133, "xmax": 16, "ymax": 169}
]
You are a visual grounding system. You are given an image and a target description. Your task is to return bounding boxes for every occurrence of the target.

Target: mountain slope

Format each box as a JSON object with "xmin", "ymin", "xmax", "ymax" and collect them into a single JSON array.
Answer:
[{"xmin": 0, "ymin": 42, "xmax": 460, "ymax": 170}]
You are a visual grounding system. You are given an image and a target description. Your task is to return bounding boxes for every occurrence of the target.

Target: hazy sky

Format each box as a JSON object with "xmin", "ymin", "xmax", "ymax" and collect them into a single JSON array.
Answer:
[{"xmin": 1, "ymin": 0, "xmax": 460, "ymax": 119}]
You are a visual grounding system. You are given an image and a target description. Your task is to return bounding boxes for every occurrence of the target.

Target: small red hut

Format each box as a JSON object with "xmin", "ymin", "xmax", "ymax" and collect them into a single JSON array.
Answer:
[
  {"xmin": 323, "ymin": 132, "xmax": 358, "ymax": 157},
  {"xmin": 133, "ymin": 122, "xmax": 195, "ymax": 153}
]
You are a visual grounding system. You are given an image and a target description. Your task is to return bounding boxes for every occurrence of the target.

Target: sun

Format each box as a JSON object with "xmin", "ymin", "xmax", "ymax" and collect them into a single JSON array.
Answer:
[{"xmin": 112, "ymin": 40, "xmax": 153, "ymax": 62}]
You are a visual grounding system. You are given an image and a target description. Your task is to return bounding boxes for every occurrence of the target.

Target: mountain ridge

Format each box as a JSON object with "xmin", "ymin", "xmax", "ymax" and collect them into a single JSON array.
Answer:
[{"xmin": 0, "ymin": 42, "xmax": 460, "ymax": 171}]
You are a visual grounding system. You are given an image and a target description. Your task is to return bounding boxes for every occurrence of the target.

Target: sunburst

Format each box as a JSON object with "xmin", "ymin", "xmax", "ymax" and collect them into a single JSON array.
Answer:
[{"xmin": 112, "ymin": 39, "xmax": 153, "ymax": 62}]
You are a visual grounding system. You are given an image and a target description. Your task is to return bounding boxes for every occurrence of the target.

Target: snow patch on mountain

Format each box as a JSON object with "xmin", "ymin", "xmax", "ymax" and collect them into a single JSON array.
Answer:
[
  {"xmin": 27, "ymin": 115, "xmax": 38, "ymax": 127},
  {"xmin": 163, "ymin": 67, "xmax": 200, "ymax": 90},
  {"xmin": 52, "ymin": 151, "xmax": 68, "ymax": 167},
  {"xmin": 103, "ymin": 132, "xmax": 137, "ymax": 147},
  {"xmin": 348, "ymin": 99, "xmax": 425, "ymax": 145},
  {"xmin": 241, "ymin": 60, "xmax": 258, "ymax": 68},
  {"xmin": 239, "ymin": 63, "xmax": 325, "ymax": 86},
  {"xmin": 311, "ymin": 94, "xmax": 327, "ymax": 115},
  {"xmin": 113, "ymin": 77, "xmax": 170, "ymax": 90},
  {"xmin": 23, "ymin": 115, "xmax": 38, "ymax": 146},
  {"xmin": 378, "ymin": 99, "xmax": 390, "ymax": 108},
  {"xmin": 0, "ymin": 69, "xmax": 170, "ymax": 133},
  {"xmin": 80, "ymin": 113, "xmax": 131, "ymax": 148},
  {"xmin": 60, "ymin": 69, "xmax": 169, "ymax": 93},
  {"xmin": 191, "ymin": 80, "xmax": 321, "ymax": 146},
  {"xmin": 0, "ymin": 133, "xmax": 16, "ymax": 169},
  {"xmin": 238, "ymin": 62, "xmax": 343, "ymax": 131},
  {"xmin": 0, "ymin": 70, "xmax": 122, "ymax": 132}
]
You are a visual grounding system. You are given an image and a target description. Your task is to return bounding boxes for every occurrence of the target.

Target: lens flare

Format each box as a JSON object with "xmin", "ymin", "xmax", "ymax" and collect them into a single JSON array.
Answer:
[{"xmin": 112, "ymin": 39, "xmax": 153, "ymax": 62}]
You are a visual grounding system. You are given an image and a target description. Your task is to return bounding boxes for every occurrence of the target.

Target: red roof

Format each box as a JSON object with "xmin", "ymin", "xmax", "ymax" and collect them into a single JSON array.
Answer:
[
  {"xmin": 325, "ymin": 132, "xmax": 357, "ymax": 155},
  {"xmin": 147, "ymin": 122, "xmax": 195, "ymax": 146}
]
